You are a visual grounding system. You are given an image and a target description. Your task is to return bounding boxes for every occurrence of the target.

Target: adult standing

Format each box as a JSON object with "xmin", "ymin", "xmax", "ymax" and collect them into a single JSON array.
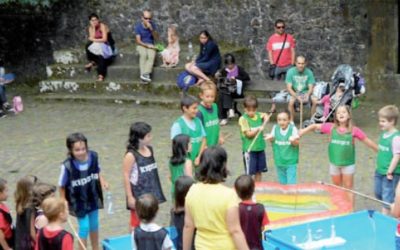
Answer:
[
  {"xmin": 185, "ymin": 30, "xmax": 221, "ymax": 85},
  {"xmin": 266, "ymin": 19, "xmax": 296, "ymax": 80},
  {"xmin": 183, "ymin": 146, "xmax": 249, "ymax": 250},
  {"xmin": 286, "ymin": 56, "xmax": 317, "ymax": 122},
  {"xmin": 134, "ymin": 10, "xmax": 159, "ymax": 83},
  {"xmin": 85, "ymin": 13, "xmax": 115, "ymax": 82}
]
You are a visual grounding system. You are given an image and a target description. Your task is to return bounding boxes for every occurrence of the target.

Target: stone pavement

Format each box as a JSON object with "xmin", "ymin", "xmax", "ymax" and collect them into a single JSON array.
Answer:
[{"xmin": 0, "ymin": 95, "xmax": 387, "ymax": 248}]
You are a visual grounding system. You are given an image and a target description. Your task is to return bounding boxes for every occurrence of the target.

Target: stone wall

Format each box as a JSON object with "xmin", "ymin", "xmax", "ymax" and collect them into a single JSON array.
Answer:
[{"xmin": 0, "ymin": 0, "xmax": 398, "ymax": 87}]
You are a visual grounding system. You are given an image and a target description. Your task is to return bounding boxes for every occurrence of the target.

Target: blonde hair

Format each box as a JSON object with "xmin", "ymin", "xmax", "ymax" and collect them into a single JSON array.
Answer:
[
  {"xmin": 15, "ymin": 175, "xmax": 37, "ymax": 214},
  {"xmin": 333, "ymin": 105, "xmax": 353, "ymax": 132},
  {"xmin": 200, "ymin": 81, "xmax": 217, "ymax": 94},
  {"xmin": 42, "ymin": 197, "xmax": 67, "ymax": 222},
  {"xmin": 32, "ymin": 182, "xmax": 56, "ymax": 208},
  {"xmin": 378, "ymin": 105, "xmax": 399, "ymax": 125}
]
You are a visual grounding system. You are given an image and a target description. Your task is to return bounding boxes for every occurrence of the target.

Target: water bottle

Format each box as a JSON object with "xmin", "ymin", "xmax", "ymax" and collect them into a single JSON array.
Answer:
[
  {"xmin": 187, "ymin": 42, "xmax": 193, "ymax": 61},
  {"xmin": 106, "ymin": 191, "xmax": 114, "ymax": 214}
]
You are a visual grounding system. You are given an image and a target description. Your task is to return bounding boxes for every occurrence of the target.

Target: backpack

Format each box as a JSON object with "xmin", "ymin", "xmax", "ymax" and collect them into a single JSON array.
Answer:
[{"xmin": 176, "ymin": 71, "xmax": 197, "ymax": 91}]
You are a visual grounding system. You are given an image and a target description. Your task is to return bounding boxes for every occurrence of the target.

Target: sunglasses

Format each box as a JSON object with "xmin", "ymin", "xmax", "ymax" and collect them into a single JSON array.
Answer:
[{"xmin": 276, "ymin": 26, "xmax": 285, "ymax": 29}]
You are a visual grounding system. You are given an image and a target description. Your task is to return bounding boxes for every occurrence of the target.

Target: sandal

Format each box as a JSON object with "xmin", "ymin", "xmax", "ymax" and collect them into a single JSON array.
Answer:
[{"xmin": 96, "ymin": 75, "xmax": 104, "ymax": 82}]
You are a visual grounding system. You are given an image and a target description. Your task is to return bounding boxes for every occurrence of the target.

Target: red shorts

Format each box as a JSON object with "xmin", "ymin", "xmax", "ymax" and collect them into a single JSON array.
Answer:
[{"xmin": 130, "ymin": 209, "xmax": 140, "ymax": 228}]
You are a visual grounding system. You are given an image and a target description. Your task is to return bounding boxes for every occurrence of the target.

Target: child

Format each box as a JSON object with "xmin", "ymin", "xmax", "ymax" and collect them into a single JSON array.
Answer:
[
  {"xmin": 197, "ymin": 81, "xmax": 224, "ymax": 146},
  {"xmin": 0, "ymin": 178, "xmax": 13, "ymax": 250},
  {"xmin": 58, "ymin": 132, "xmax": 108, "ymax": 250},
  {"xmin": 171, "ymin": 176, "xmax": 194, "ymax": 250},
  {"xmin": 35, "ymin": 197, "xmax": 73, "ymax": 250},
  {"xmin": 171, "ymin": 95, "xmax": 207, "ymax": 166},
  {"xmin": 238, "ymin": 95, "xmax": 271, "ymax": 182},
  {"xmin": 375, "ymin": 105, "xmax": 400, "ymax": 214},
  {"xmin": 131, "ymin": 193, "xmax": 174, "ymax": 250},
  {"xmin": 32, "ymin": 182, "xmax": 57, "ymax": 230},
  {"xmin": 15, "ymin": 175, "xmax": 37, "ymax": 250},
  {"xmin": 0, "ymin": 59, "xmax": 15, "ymax": 118},
  {"xmin": 234, "ymin": 175, "xmax": 269, "ymax": 250},
  {"xmin": 123, "ymin": 122, "xmax": 166, "ymax": 230},
  {"xmin": 161, "ymin": 24, "xmax": 180, "ymax": 68},
  {"xmin": 265, "ymin": 110, "xmax": 299, "ymax": 184},
  {"xmin": 300, "ymin": 105, "xmax": 377, "ymax": 205},
  {"xmin": 169, "ymin": 134, "xmax": 193, "ymax": 199},
  {"xmin": 318, "ymin": 82, "xmax": 346, "ymax": 121}
]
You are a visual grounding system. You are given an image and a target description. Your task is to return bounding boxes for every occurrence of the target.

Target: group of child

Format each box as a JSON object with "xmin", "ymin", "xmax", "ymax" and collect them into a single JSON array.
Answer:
[{"xmin": 0, "ymin": 78, "xmax": 399, "ymax": 249}]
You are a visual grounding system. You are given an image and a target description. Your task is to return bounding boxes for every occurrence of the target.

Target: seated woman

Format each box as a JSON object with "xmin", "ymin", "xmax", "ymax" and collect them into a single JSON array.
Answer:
[
  {"xmin": 161, "ymin": 24, "xmax": 180, "ymax": 68},
  {"xmin": 85, "ymin": 13, "xmax": 115, "ymax": 81},
  {"xmin": 183, "ymin": 146, "xmax": 249, "ymax": 250},
  {"xmin": 216, "ymin": 53, "xmax": 250, "ymax": 125},
  {"xmin": 185, "ymin": 30, "xmax": 221, "ymax": 85}
]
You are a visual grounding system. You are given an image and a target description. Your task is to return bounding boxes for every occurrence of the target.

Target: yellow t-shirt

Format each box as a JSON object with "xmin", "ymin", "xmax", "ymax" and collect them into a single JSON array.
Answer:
[{"xmin": 186, "ymin": 182, "xmax": 240, "ymax": 250}]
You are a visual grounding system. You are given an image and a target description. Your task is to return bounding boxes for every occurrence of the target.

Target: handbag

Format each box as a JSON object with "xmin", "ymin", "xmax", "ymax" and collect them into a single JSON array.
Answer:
[{"xmin": 269, "ymin": 34, "xmax": 288, "ymax": 79}]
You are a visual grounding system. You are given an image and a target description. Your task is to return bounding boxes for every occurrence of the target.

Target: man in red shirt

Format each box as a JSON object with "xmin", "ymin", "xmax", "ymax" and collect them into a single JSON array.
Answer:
[{"xmin": 266, "ymin": 19, "xmax": 296, "ymax": 80}]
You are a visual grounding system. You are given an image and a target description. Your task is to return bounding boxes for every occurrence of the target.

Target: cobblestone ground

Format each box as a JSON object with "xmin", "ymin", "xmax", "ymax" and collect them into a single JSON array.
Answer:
[{"xmin": 0, "ymin": 95, "xmax": 389, "ymax": 248}]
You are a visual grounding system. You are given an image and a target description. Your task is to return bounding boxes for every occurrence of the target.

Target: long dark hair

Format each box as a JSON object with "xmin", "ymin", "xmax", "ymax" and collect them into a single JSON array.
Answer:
[
  {"xmin": 199, "ymin": 30, "xmax": 213, "ymax": 51},
  {"xmin": 66, "ymin": 132, "xmax": 88, "ymax": 158},
  {"xmin": 174, "ymin": 176, "xmax": 194, "ymax": 209},
  {"xmin": 170, "ymin": 134, "xmax": 190, "ymax": 165},
  {"xmin": 196, "ymin": 146, "xmax": 228, "ymax": 184},
  {"xmin": 126, "ymin": 122, "xmax": 152, "ymax": 152}
]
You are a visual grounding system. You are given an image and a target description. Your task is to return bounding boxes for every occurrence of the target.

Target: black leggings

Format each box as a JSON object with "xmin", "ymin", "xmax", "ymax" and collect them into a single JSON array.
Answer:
[{"xmin": 85, "ymin": 42, "xmax": 112, "ymax": 77}]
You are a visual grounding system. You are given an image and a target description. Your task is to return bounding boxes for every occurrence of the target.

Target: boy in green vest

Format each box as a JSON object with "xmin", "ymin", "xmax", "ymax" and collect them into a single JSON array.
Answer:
[
  {"xmin": 197, "ymin": 81, "xmax": 224, "ymax": 146},
  {"xmin": 171, "ymin": 95, "xmax": 207, "ymax": 166},
  {"xmin": 239, "ymin": 95, "xmax": 271, "ymax": 182},
  {"xmin": 265, "ymin": 110, "xmax": 299, "ymax": 184},
  {"xmin": 375, "ymin": 105, "xmax": 400, "ymax": 214}
]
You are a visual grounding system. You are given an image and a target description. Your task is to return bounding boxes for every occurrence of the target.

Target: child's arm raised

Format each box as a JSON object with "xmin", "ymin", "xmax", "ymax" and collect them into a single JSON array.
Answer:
[
  {"xmin": 0, "ymin": 230, "xmax": 11, "ymax": 250},
  {"xmin": 123, "ymin": 152, "xmax": 136, "ymax": 209},
  {"xmin": 184, "ymin": 159, "xmax": 193, "ymax": 178},
  {"xmin": 299, "ymin": 123, "xmax": 322, "ymax": 137}
]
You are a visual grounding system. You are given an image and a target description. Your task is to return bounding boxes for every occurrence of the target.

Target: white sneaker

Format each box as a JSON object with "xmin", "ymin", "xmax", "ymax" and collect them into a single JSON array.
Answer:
[
  {"xmin": 228, "ymin": 109, "xmax": 235, "ymax": 118},
  {"xmin": 219, "ymin": 119, "xmax": 228, "ymax": 126},
  {"xmin": 140, "ymin": 74, "xmax": 151, "ymax": 82}
]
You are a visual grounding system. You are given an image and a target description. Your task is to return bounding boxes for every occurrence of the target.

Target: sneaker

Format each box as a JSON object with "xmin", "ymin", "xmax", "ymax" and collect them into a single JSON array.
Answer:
[
  {"xmin": 219, "ymin": 119, "xmax": 228, "ymax": 126},
  {"xmin": 3, "ymin": 103, "xmax": 14, "ymax": 113},
  {"xmin": 140, "ymin": 74, "xmax": 151, "ymax": 83},
  {"xmin": 0, "ymin": 112, "xmax": 6, "ymax": 119},
  {"xmin": 228, "ymin": 109, "xmax": 235, "ymax": 118}
]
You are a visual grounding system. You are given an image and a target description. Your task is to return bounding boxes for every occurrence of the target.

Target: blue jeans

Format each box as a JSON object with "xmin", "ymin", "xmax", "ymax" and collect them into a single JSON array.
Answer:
[
  {"xmin": 0, "ymin": 85, "xmax": 7, "ymax": 106},
  {"xmin": 396, "ymin": 235, "xmax": 400, "ymax": 250},
  {"xmin": 276, "ymin": 165, "xmax": 297, "ymax": 184},
  {"xmin": 374, "ymin": 171, "xmax": 400, "ymax": 209},
  {"xmin": 77, "ymin": 209, "xmax": 99, "ymax": 238}
]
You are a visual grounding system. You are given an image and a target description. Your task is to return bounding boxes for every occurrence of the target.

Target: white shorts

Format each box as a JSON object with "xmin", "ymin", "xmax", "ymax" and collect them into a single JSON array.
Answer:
[{"xmin": 329, "ymin": 164, "xmax": 355, "ymax": 175}]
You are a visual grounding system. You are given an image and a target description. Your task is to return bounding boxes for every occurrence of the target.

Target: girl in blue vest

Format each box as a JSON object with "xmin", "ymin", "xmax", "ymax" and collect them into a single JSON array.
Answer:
[
  {"xmin": 58, "ymin": 132, "xmax": 108, "ymax": 250},
  {"xmin": 300, "ymin": 105, "xmax": 377, "ymax": 205},
  {"xmin": 265, "ymin": 110, "xmax": 299, "ymax": 184},
  {"xmin": 123, "ymin": 122, "xmax": 166, "ymax": 230}
]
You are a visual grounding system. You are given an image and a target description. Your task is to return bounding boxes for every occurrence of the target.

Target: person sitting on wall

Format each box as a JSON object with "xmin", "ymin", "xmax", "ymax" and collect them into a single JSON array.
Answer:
[
  {"xmin": 216, "ymin": 53, "xmax": 250, "ymax": 126},
  {"xmin": 185, "ymin": 30, "xmax": 221, "ymax": 85},
  {"xmin": 134, "ymin": 9, "xmax": 159, "ymax": 83},
  {"xmin": 286, "ymin": 55, "xmax": 318, "ymax": 123},
  {"xmin": 85, "ymin": 13, "xmax": 115, "ymax": 82}
]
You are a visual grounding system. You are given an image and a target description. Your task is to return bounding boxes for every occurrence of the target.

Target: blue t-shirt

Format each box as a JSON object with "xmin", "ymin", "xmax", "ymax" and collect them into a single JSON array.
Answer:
[{"xmin": 134, "ymin": 21, "xmax": 157, "ymax": 45}]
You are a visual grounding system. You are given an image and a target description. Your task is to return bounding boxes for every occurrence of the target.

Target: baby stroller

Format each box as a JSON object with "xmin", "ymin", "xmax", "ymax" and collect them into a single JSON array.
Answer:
[{"xmin": 303, "ymin": 64, "xmax": 365, "ymax": 128}]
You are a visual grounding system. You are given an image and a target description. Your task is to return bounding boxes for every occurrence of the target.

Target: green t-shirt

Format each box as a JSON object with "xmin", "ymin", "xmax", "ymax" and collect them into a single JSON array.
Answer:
[
  {"xmin": 198, "ymin": 103, "xmax": 220, "ymax": 146},
  {"xmin": 240, "ymin": 113, "xmax": 266, "ymax": 152},
  {"xmin": 376, "ymin": 131, "xmax": 400, "ymax": 175},
  {"xmin": 272, "ymin": 124, "xmax": 299, "ymax": 166},
  {"xmin": 285, "ymin": 67, "xmax": 315, "ymax": 94},
  {"xmin": 169, "ymin": 160, "xmax": 185, "ymax": 199}
]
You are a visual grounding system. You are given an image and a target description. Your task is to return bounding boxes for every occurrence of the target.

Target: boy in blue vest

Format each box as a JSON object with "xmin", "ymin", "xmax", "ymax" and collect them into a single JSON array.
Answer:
[
  {"xmin": 197, "ymin": 81, "xmax": 224, "ymax": 146},
  {"xmin": 132, "ymin": 193, "xmax": 173, "ymax": 250},
  {"xmin": 235, "ymin": 175, "xmax": 269, "ymax": 250},
  {"xmin": 375, "ymin": 105, "xmax": 400, "ymax": 215},
  {"xmin": 239, "ymin": 95, "xmax": 271, "ymax": 182},
  {"xmin": 0, "ymin": 178, "xmax": 13, "ymax": 250},
  {"xmin": 171, "ymin": 95, "xmax": 207, "ymax": 166}
]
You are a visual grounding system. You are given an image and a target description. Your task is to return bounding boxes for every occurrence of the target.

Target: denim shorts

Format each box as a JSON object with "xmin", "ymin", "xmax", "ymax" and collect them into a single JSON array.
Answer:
[{"xmin": 374, "ymin": 171, "xmax": 400, "ymax": 209}]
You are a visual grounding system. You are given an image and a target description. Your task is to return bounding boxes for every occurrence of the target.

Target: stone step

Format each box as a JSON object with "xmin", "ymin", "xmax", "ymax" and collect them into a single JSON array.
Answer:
[
  {"xmin": 46, "ymin": 64, "xmax": 183, "ymax": 82},
  {"xmin": 35, "ymin": 92, "xmax": 181, "ymax": 108}
]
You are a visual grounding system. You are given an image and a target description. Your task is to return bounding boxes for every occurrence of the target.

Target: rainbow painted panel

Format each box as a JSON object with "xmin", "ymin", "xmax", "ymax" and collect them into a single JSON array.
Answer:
[{"xmin": 255, "ymin": 182, "xmax": 353, "ymax": 229}]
